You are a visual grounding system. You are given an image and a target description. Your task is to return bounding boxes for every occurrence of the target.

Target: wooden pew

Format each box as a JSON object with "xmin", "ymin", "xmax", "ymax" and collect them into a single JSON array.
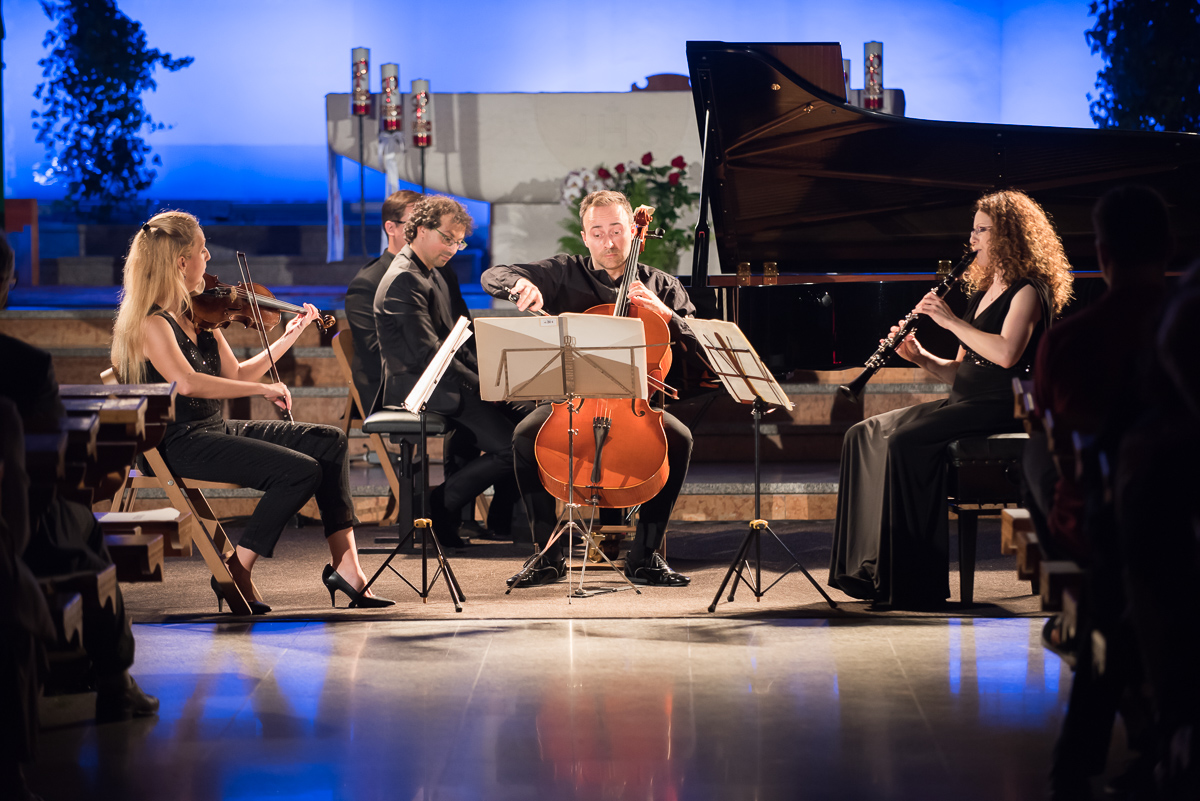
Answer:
[
  {"xmin": 97, "ymin": 508, "xmax": 191, "ymax": 564},
  {"xmin": 39, "ymin": 564, "xmax": 119, "ymax": 618},
  {"xmin": 58, "ymin": 383, "xmax": 175, "ymax": 451},
  {"xmin": 41, "ymin": 589, "xmax": 83, "ymax": 650},
  {"xmin": 1000, "ymin": 507, "xmax": 1041, "ymax": 594},
  {"xmin": 59, "ymin": 413, "xmax": 100, "ymax": 499},
  {"xmin": 102, "ymin": 531, "xmax": 165, "ymax": 582},
  {"xmin": 58, "ymin": 384, "xmax": 188, "ymax": 573},
  {"xmin": 60, "ymin": 396, "xmax": 145, "ymax": 498}
]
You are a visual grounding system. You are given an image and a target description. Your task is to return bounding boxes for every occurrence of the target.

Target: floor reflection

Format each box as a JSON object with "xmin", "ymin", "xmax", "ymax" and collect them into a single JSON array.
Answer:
[{"xmin": 30, "ymin": 618, "xmax": 1073, "ymax": 801}]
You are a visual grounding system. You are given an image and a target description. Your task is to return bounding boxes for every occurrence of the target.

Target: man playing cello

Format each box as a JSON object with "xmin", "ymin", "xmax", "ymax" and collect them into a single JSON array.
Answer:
[{"xmin": 481, "ymin": 190, "xmax": 696, "ymax": 588}]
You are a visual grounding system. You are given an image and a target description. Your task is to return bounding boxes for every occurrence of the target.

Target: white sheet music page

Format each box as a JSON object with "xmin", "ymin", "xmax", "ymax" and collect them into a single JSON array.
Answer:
[
  {"xmin": 687, "ymin": 318, "xmax": 793, "ymax": 411},
  {"xmin": 403, "ymin": 316, "xmax": 473, "ymax": 412}
]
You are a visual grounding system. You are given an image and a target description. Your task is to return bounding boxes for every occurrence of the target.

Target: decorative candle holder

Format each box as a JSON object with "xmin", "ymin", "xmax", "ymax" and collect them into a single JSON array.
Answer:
[
  {"xmin": 863, "ymin": 41, "xmax": 883, "ymax": 110},
  {"xmin": 352, "ymin": 47, "xmax": 371, "ymax": 116},
  {"xmin": 412, "ymin": 79, "xmax": 432, "ymax": 148},
  {"xmin": 381, "ymin": 63, "xmax": 401, "ymax": 133}
]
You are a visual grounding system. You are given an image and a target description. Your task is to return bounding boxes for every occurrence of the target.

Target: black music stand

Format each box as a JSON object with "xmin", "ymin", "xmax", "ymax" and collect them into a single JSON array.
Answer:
[
  {"xmin": 360, "ymin": 316, "xmax": 472, "ymax": 612},
  {"xmin": 475, "ymin": 313, "xmax": 648, "ymax": 600},
  {"xmin": 686, "ymin": 319, "xmax": 838, "ymax": 612}
]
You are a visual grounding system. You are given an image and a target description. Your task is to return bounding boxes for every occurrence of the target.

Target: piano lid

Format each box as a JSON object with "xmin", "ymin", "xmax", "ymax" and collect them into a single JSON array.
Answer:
[{"xmin": 686, "ymin": 41, "xmax": 1200, "ymax": 276}]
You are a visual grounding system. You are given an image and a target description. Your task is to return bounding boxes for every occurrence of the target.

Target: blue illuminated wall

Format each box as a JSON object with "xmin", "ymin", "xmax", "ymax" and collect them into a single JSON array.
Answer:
[{"xmin": 2, "ymin": 0, "xmax": 1102, "ymax": 203}]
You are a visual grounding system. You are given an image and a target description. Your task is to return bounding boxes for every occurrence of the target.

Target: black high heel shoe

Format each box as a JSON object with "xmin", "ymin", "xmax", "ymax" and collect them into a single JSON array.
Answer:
[
  {"xmin": 321, "ymin": 564, "xmax": 395, "ymax": 608},
  {"xmin": 211, "ymin": 575, "xmax": 271, "ymax": 615}
]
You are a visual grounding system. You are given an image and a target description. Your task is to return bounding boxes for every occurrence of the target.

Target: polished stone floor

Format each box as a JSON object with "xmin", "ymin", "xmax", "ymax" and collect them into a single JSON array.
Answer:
[{"xmin": 30, "ymin": 618, "xmax": 1077, "ymax": 800}]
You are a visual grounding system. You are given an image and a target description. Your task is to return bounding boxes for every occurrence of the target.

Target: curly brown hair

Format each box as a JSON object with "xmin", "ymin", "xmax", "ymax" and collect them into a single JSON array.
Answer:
[
  {"xmin": 403, "ymin": 195, "xmax": 474, "ymax": 244},
  {"xmin": 966, "ymin": 190, "xmax": 1073, "ymax": 315}
]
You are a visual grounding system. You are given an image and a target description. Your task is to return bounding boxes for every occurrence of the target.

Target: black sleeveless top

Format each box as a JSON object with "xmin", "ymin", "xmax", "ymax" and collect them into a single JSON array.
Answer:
[
  {"xmin": 144, "ymin": 311, "xmax": 223, "ymax": 428},
  {"xmin": 949, "ymin": 277, "xmax": 1053, "ymax": 404}
]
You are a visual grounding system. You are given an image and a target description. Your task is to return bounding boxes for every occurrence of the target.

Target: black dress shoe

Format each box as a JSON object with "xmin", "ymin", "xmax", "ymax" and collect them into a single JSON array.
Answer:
[
  {"xmin": 624, "ymin": 554, "xmax": 691, "ymax": 587},
  {"xmin": 507, "ymin": 558, "xmax": 566, "ymax": 589},
  {"xmin": 95, "ymin": 674, "xmax": 159, "ymax": 723},
  {"xmin": 321, "ymin": 564, "xmax": 395, "ymax": 608},
  {"xmin": 460, "ymin": 520, "xmax": 505, "ymax": 541}
]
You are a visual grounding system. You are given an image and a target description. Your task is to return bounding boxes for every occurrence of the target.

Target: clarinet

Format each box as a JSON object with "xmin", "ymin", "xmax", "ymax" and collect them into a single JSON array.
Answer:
[{"xmin": 837, "ymin": 250, "xmax": 977, "ymax": 402}]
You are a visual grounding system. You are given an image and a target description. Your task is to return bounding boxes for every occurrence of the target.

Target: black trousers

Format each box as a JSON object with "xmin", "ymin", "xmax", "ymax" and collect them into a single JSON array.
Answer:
[
  {"xmin": 436, "ymin": 392, "xmax": 517, "ymax": 521},
  {"xmin": 443, "ymin": 400, "xmax": 525, "ymax": 536},
  {"xmin": 513, "ymin": 404, "xmax": 693, "ymax": 564},
  {"xmin": 160, "ymin": 419, "xmax": 356, "ymax": 558}
]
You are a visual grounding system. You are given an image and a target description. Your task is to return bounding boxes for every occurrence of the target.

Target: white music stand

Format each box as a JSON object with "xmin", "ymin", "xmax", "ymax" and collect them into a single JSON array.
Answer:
[
  {"xmin": 687, "ymin": 319, "xmax": 838, "ymax": 611},
  {"xmin": 475, "ymin": 313, "xmax": 648, "ymax": 599},
  {"xmin": 361, "ymin": 316, "xmax": 473, "ymax": 611}
]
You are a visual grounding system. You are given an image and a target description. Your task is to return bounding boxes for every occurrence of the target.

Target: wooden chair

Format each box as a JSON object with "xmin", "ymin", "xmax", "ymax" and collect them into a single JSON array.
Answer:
[
  {"xmin": 98, "ymin": 369, "xmax": 257, "ymax": 614},
  {"xmin": 330, "ymin": 330, "xmax": 404, "ymax": 525}
]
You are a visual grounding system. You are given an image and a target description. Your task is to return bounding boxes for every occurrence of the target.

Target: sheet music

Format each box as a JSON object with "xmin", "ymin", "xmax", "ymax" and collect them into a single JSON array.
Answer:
[
  {"xmin": 474, "ymin": 313, "xmax": 647, "ymax": 402},
  {"xmin": 687, "ymin": 319, "xmax": 793, "ymax": 410},
  {"xmin": 402, "ymin": 316, "xmax": 473, "ymax": 412}
]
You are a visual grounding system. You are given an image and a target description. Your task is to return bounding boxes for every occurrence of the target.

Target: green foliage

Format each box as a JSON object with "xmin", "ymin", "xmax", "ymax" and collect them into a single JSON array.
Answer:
[
  {"xmin": 556, "ymin": 153, "xmax": 700, "ymax": 273},
  {"xmin": 33, "ymin": 0, "xmax": 193, "ymax": 220},
  {"xmin": 1086, "ymin": 0, "xmax": 1200, "ymax": 132}
]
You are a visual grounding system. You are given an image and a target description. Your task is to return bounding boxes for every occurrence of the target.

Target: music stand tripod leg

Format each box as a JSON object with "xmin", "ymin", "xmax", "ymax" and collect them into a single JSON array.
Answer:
[
  {"xmin": 728, "ymin": 519, "xmax": 767, "ymax": 603},
  {"xmin": 362, "ymin": 522, "xmax": 417, "ymax": 592},
  {"xmin": 760, "ymin": 522, "xmax": 839, "ymax": 608},
  {"xmin": 707, "ymin": 520, "xmax": 759, "ymax": 612},
  {"xmin": 421, "ymin": 519, "xmax": 466, "ymax": 607}
]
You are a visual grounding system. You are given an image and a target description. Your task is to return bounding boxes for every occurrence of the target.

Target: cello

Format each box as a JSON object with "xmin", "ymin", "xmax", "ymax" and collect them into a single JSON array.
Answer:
[{"xmin": 533, "ymin": 205, "xmax": 672, "ymax": 508}]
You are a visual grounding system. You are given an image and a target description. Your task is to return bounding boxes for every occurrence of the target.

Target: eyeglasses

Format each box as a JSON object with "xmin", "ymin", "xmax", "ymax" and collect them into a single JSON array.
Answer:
[
  {"xmin": 432, "ymin": 228, "xmax": 468, "ymax": 251},
  {"xmin": 969, "ymin": 226, "xmax": 992, "ymax": 236}
]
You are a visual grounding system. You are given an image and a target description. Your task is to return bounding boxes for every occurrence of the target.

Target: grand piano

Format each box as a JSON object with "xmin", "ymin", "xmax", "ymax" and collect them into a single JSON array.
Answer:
[{"xmin": 685, "ymin": 41, "xmax": 1200, "ymax": 373}]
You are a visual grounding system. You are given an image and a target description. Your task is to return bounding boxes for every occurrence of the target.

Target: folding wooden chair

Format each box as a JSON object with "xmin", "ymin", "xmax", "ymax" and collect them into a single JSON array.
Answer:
[
  {"xmin": 100, "ymin": 368, "xmax": 258, "ymax": 614},
  {"xmin": 331, "ymin": 330, "xmax": 405, "ymax": 525}
]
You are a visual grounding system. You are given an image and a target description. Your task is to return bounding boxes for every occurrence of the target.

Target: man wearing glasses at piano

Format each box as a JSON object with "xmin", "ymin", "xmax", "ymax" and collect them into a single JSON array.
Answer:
[
  {"xmin": 373, "ymin": 196, "xmax": 517, "ymax": 549},
  {"xmin": 481, "ymin": 190, "xmax": 696, "ymax": 589}
]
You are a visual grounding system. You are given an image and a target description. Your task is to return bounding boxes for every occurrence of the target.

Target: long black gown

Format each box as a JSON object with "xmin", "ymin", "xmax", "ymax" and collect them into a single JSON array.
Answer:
[{"xmin": 828, "ymin": 277, "xmax": 1052, "ymax": 607}]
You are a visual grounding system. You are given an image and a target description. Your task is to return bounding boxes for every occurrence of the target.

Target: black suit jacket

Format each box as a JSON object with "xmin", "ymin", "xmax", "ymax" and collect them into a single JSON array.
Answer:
[
  {"xmin": 344, "ymin": 250, "xmax": 397, "ymax": 414},
  {"xmin": 373, "ymin": 246, "xmax": 478, "ymax": 415}
]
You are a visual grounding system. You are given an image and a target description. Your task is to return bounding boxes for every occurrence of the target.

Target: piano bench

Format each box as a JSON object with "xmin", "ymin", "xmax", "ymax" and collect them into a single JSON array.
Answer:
[
  {"xmin": 360, "ymin": 409, "xmax": 450, "ymax": 550},
  {"xmin": 947, "ymin": 432, "xmax": 1029, "ymax": 606}
]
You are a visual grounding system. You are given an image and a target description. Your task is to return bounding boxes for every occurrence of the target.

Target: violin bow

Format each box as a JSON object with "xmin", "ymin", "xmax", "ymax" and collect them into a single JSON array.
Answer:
[{"xmin": 236, "ymin": 251, "xmax": 294, "ymax": 423}]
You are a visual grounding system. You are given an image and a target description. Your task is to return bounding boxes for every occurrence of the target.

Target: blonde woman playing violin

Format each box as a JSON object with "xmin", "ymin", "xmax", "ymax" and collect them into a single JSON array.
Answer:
[{"xmin": 111, "ymin": 210, "xmax": 392, "ymax": 613}]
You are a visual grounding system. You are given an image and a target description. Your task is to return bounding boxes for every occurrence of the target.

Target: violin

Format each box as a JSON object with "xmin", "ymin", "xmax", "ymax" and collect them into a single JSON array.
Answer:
[
  {"xmin": 533, "ymin": 205, "xmax": 672, "ymax": 509},
  {"xmin": 187, "ymin": 273, "xmax": 337, "ymax": 333},
  {"xmin": 188, "ymin": 251, "xmax": 325, "ymax": 423}
]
